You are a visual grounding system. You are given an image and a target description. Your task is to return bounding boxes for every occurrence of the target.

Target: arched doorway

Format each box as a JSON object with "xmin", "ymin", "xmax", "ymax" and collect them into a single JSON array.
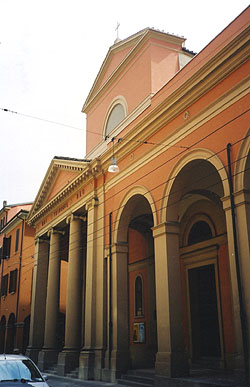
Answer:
[
  {"xmin": 164, "ymin": 155, "xmax": 234, "ymax": 369},
  {"xmin": 115, "ymin": 191, "xmax": 157, "ymax": 370},
  {"xmin": 180, "ymin": 211, "xmax": 224, "ymax": 365},
  {"xmin": 56, "ymin": 312, "xmax": 65, "ymax": 351},
  {"xmin": 23, "ymin": 315, "xmax": 30, "ymax": 354},
  {"xmin": 6, "ymin": 313, "xmax": 16, "ymax": 353},
  {"xmin": 0, "ymin": 316, "xmax": 6, "ymax": 353}
]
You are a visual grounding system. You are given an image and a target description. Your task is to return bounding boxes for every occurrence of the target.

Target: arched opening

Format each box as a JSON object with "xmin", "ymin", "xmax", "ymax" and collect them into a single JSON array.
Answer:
[
  {"xmin": 56, "ymin": 312, "xmax": 65, "ymax": 351},
  {"xmin": 0, "ymin": 316, "xmax": 6, "ymax": 353},
  {"xmin": 116, "ymin": 193, "xmax": 157, "ymax": 370},
  {"xmin": 135, "ymin": 275, "xmax": 143, "ymax": 317},
  {"xmin": 22, "ymin": 315, "xmax": 30, "ymax": 354},
  {"xmin": 188, "ymin": 221, "xmax": 212, "ymax": 245},
  {"xmin": 105, "ymin": 103, "xmax": 126, "ymax": 137},
  {"xmin": 164, "ymin": 157, "xmax": 234, "ymax": 369},
  {"xmin": 6, "ymin": 313, "xmax": 16, "ymax": 353}
]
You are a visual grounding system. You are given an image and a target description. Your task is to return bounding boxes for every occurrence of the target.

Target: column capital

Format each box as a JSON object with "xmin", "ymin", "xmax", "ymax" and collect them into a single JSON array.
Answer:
[
  {"xmin": 35, "ymin": 236, "xmax": 49, "ymax": 246},
  {"xmin": 152, "ymin": 221, "xmax": 180, "ymax": 238},
  {"xmin": 66, "ymin": 213, "xmax": 87, "ymax": 224},
  {"xmin": 85, "ymin": 197, "xmax": 99, "ymax": 211},
  {"xmin": 222, "ymin": 189, "xmax": 250, "ymax": 211},
  {"xmin": 105, "ymin": 242, "xmax": 128, "ymax": 257},
  {"xmin": 47, "ymin": 228, "xmax": 65, "ymax": 238}
]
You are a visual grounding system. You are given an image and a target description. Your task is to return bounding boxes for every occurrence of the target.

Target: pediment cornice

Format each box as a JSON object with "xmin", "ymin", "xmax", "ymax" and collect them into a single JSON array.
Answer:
[
  {"xmin": 83, "ymin": 28, "xmax": 185, "ymax": 113},
  {"xmin": 28, "ymin": 158, "xmax": 102, "ymax": 225}
]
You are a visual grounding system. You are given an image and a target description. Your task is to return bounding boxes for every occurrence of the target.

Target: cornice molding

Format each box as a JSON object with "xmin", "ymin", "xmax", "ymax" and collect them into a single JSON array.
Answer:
[
  {"xmin": 83, "ymin": 29, "xmax": 185, "ymax": 113},
  {"xmin": 86, "ymin": 94, "xmax": 153, "ymax": 159},
  {"xmin": 28, "ymin": 160, "xmax": 102, "ymax": 226},
  {"xmin": 104, "ymin": 73, "xmax": 250, "ymax": 192}
]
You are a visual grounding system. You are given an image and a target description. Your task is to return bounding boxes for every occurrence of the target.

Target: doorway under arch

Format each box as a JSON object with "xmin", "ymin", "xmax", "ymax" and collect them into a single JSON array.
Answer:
[
  {"xmin": 115, "ymin": 193, "xmax": 157, "ymax": 370},
  {"xmin": 164, "ymin": 157, "xmax": 234, "ymax": 369},
  {"xmin": 6, "ymin": 313, "xmax": 16, "ymax": 353},
  {"xmin": 0, "ymin": 316, "xmax": 6, "ymax": 353}
]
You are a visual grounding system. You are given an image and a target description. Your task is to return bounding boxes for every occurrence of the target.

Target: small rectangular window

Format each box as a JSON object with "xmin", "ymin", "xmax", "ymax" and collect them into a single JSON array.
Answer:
[
  {"xmin": 9, "ymin": 269, "xmax": 18, "ymax": 293},
  {"xmin": 2, "ymin": 236, "xmax": 11, "ymax": 259},
  {"xmin": 1, "ymin": 274, "xmax": 8, "ymax": 297},
  {"xmin": 15, "ymin": 228, "xmax": 20, "ymax": 252}
]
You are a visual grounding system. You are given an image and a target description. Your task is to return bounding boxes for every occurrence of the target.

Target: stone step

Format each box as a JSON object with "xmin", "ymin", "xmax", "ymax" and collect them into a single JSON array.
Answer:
[
  {"xmin": 65, "ymin": 367, "xmax": 79, "ymax": 379},
  {"xmin": 117, "ymin": 379, "xmax": 153, "ymax": 387},
  {"xmin": 117, "ymin": 369, "xmax": 155, "ymax": 387},
  {"xmin": 45, "ymin": 365, "xmax": 57, "ymax": 375}
]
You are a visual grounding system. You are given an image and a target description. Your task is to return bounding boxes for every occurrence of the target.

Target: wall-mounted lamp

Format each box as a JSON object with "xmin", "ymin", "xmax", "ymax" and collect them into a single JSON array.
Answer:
[{"xmin": 108, "ymin": 138, "xmax": 120, "ymax": 173}]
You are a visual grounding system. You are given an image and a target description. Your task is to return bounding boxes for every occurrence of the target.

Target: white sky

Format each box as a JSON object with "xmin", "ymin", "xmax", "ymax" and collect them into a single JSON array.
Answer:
[{"xmin": 0, "ymin": 0, "xmax": 249, "ymax": 207}]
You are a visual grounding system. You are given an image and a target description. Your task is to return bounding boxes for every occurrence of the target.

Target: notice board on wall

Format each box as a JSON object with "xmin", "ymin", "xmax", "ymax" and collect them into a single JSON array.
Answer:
[{"xmin": 133, "ymin": 322, "xmax": 145, "ymax": 343}]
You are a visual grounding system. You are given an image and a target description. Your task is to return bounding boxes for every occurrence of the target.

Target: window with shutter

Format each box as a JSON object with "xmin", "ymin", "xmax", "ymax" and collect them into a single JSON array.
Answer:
[
  {"xmin": 9, "ymin": 269, "xmax": 18, "ymax": 293},
  {"xmin": 2, "ymin": 236, "xmax": 11, "ymax": 259}
]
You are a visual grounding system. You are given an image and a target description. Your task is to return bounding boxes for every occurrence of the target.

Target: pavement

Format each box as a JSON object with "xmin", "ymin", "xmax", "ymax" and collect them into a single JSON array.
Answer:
[
  {"xmin": 46, "ymin": 369, "xmax": 249, "ymax": 387},
  {"xmin": 46, "ymin": 374, "xmax": 121, "ymax": 387}
]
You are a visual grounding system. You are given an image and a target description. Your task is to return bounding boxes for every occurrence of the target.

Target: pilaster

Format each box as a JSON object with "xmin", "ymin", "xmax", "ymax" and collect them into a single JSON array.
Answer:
[
  {"xmin": 222, "ymin": 194, "xmax": 245, "ymax": 368},
  {"xmin": 102, "ymin": 242, "xmax": 130, "ymax": 382}
]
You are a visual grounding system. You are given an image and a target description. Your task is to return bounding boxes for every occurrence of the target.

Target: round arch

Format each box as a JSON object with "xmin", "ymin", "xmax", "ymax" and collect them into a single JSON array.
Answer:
[
  {"xmin": 0, "ymin": 316, "xmax": 6, "ymax": 353},
  {"xmin": 113, "ymin": 185, "xmax": 157, "ymax": 243},
  {"xmin": 111, "ymin": 185, "xmax": 158, "ymax": 371},
  {"xmin": 6, "ymin": 313, "xmax": 15, "ymax": 353},
  {"xmin": 103, "ymin": 95, "xmax": 128, "ymax": 138},
  {"xmin": 235, "ymin": 126, "xmax": 250, "ymax": 192},
  {"xmin": 160, "ymin": 148, "xmax": 229, "ymax": 223}
]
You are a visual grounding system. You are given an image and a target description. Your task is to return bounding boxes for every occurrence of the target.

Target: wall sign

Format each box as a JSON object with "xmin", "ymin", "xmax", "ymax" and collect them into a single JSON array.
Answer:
[{"xmin": 133, "ymin": 322, "xmax": 145, "ymax": 343}]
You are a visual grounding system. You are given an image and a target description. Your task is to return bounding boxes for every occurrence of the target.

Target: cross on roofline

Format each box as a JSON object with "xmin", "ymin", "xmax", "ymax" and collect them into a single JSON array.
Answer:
[{"xmin": 115, "ymin": 22, "xmax": 120, "ymax": 39}]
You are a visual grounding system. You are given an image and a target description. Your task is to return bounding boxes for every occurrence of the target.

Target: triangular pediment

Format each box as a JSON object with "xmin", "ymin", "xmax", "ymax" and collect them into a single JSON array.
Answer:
[
  {"xmin": 29, "ymin": 157, "xmax": 91, "ymax": 221},
  {"xmin": 82, "ymin": 28, "xmax": 186, "ymax": 113},
  {"xmin": 82, "ymin": 28, "xmax": 149, "ymax": 112}
]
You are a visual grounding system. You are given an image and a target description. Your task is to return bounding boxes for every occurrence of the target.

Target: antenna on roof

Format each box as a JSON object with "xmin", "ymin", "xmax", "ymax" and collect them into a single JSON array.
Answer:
[{"xmin": 114, "ymin": 22, "xmax": 121, "ymax": 44}]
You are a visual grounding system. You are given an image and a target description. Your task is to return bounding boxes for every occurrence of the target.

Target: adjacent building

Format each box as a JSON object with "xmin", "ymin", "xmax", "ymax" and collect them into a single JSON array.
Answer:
[
  {"xmin": 26, "ymin": 7, "xmax": 250, "ymax": 385},
  {"xmin": 0, "ymin": 201, "xmax": 34, "ymax": 354}
]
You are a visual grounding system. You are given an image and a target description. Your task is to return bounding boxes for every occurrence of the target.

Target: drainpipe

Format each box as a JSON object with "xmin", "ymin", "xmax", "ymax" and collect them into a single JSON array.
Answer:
[
  {"xmin": 0, "ymin": 206, "xmax": 8, "ymax": 317},
  {"xmin": 15, "ymin": 215, "xmax": 25, "ymax": 352},
  {"xmin": 226, "ymin": 143, "xmax": 249, "ymax": 378},
  {"xmin": 108, "ymin": 212, "xmax": 113, "ymax": 369}
]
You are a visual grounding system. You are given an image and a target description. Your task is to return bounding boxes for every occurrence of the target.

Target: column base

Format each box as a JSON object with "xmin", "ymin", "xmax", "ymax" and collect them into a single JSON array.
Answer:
[
  {"xmin": 102, "ymin": 349, "xmax": 130, "ymax": 382},
  {"xmin": 94, "ymin": 349, "xmax": 106, "ymax": 380},
  {"xmin": 155, "ymin": 351, "xmax": 189, "ymax": 378},
  {"xmin": 79, "ymin": 350, "xmax": 95, "ymax": 380},
  {"xmin": 102, "ymin": 367, "xmax": 121, "ymax": 383},
  {"xmin": 38, "ymin": 348, "xmax": 59, "ymax": 371},
  {"xmin": 57, "ymin": 349, "xmax": 79, "ymax": 376}
]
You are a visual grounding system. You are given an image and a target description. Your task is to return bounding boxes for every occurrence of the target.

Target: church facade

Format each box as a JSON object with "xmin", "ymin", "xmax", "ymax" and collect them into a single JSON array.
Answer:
[{"xmin": 27, "ymin": 7, "xmax": 250, "ymax": 385}]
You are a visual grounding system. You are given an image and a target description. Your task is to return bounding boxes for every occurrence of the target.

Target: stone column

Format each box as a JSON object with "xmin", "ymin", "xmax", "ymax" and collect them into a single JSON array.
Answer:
[
  {"xmin": 152, "ymin": 222, "xmax": 189, "ymax": 382},
  {"xmin": 102, "ymin": 242, "xmax": 130, "ymax": 383},
  {"xmin": 26, "ymin": 237, "xmax": 49, "ymax": 364},
  {"xmin": 79, "ymin": 199, "xmax": 98, "ymax": 380},
  {"xmin": 38, "ymin": 229, "xmax": 63, "ymax": 370},
  {"xmin": 57, "ymin": 214, "xmax": 83, "ymax": 375}
]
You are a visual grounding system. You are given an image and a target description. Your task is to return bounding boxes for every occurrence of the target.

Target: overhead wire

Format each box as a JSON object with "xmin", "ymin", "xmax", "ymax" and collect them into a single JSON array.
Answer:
[
  {"xmin": 0, "ymin": 108, "xmax": 250, "ymax": 275},
  {"xmin": 2, "ymin": 108, "xmax": 250, "ymax": 266},
  {"xmin": 2, "ymin": 133, "xmax": 250, "ymax": 274}
]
